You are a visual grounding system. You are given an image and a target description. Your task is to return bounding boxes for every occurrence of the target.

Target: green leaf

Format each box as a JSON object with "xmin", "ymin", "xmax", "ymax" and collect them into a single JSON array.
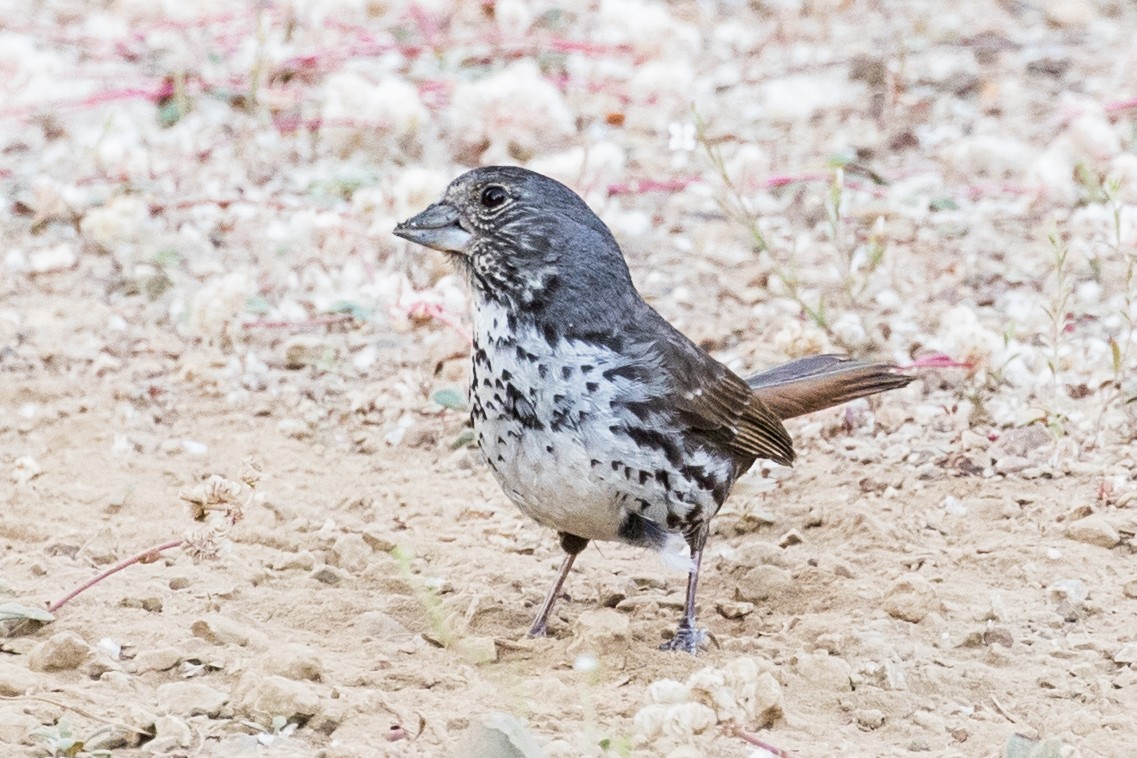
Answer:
[
  {"xmin": 1110, "ymin": 338, "xmax": 1122, "ymax": 375},
  {"xmin": 432, "ymin": 388, "xmax": 467, "ymax": 411}
]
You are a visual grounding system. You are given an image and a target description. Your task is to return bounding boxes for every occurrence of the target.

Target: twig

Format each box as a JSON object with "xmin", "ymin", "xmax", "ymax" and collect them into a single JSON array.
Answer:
[
  {"xmin": 242, "ymin": 314, "xmax": 355, "ymax": 330},
  {"xmin": 732, "ymin": 725, "xmax": 794, "ymax": 757},
  {"xmin": 990, "ymin": 694, "xmax": 1021, "ymax": 724},
  {"xmin": 47, "ymin": 539, "xmax": 184, "ymax": 613},
  {"xmin": 607, "ymin": 177, "xmax": 700, "ymax": 196},
  {"xmin": 898, "ymin": 353, "xmax": 975, "ymax": 370},
  {"xmin": 0, "ymin": 695, "xmax": 152, "ymax": 737}
]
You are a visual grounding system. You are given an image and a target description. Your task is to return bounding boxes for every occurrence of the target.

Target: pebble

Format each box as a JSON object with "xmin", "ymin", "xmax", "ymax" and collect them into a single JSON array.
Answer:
[
  {"xmin": 687, "ymin": 657, "xmax": 783, "ymax": 727},
  {"xmin": 1123, "ymin": 579, "xmax": 1137, "ymax": 600},
  {"xmin": 1065, "ymin": 515, "xmax": 1120, "ymax": 548},
  {"xmin": 1048, "ymin": 578, "xmax": 1089, "ymax": 620},
  {"xmin": 356, "ymin": 610, "xmax": 413, "ymax": 639},
  {"xmin": 259, "ymin": 644, "xmax": 324, "ymax": 681},
  {"xmin": 735, "ymin": 564, "xmax": 792, "ymax": 604},
  {"xmin": 989, "ymin": 425, "xmax": 1051, "ymax": 459},
  {"xmin": 191, "ymin": 614, "xmax": 268, "ymax": 648},
  {"xmin": 273, "ymin": 550, "xmax": 317, "ymax": 571},
  {"xmin": 133, "ymin": 647, "xmax": 183, "ymax": 673},
  {"xmin": 883, "ymin": 574, "xmax": 938, "ymax": 623},
  {"xmin": 995, "ymin": 455, "xmax": 1031, "ymax": 475},
  {"xmin": 568, "ymin": 609, "xmax": 629, "ymax": 655},
  {"xmin": 28, "ymin": 631, "xmax": 92, "ymax": 672},
  {"xmin": 855, "ymin": 708, "xmax": 885, "ymax": 730},
  {"xmin": 234, "ymin": 673, "xmax": 322, "ymax": 722},
  {"xmin": 28, "ymin": 243, "xmax": 77, "ymax": 273},
  {"xmin": 716, "ymin": 600, "xmax": 755, "ymax": 619},
  {"xmin": 155, "ymin": 681, "xmax": 229, "ymax": 717},
  {"xmin": 0, "ymin": 660, "xmax": 37, "ymax": 695},
  {"xmin": 791, "ymin": 651, "xmax": 852, "ymax": 692},
  {"xmin": 1112, "ymin": 643, "xmax": 1137, "ymax": 666},
  {"xmin": 311, "ymin": 565, "xmax": 345, "ymax": 585},
  {"xmin": 282, "ymin": 334, "xmax": 330, "ymax": 369},
  {"xmin": 778, "ymin": 528, "xmax": 804, "ymax": 547},
  {"xmin": 153, "ymin": 715, "xmax": 193, "ymax": 747},
  {"xmin": 453, "ymin": 712, "xmax": 545, "ymax": 758},
  {"xmin": 454, "ymin": 636, "xmax": 499, "ymax": 664}
]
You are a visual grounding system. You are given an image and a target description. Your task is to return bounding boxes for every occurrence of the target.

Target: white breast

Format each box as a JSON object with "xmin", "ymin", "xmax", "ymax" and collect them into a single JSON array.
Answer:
[{"xmin": 467, "ymin": 301, "xmax": 727, "ymax": 546}]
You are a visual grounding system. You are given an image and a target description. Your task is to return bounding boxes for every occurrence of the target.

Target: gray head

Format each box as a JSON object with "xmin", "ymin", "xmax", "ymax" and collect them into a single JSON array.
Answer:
[{"xmin": 393, "ymin": 166, "xmax": 636, "ymax": 316}]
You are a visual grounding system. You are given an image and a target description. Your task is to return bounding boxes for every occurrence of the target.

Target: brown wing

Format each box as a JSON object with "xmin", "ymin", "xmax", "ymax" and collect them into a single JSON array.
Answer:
[{"xmin": 662, "ymin": 334, "xmax": 796, "ymax": 467}]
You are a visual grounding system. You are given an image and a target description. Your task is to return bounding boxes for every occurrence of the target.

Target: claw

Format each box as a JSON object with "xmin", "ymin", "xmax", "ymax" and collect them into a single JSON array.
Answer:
[{"xmin": 660, "ymin": 624, "xmax": 706, "ymax": 654}]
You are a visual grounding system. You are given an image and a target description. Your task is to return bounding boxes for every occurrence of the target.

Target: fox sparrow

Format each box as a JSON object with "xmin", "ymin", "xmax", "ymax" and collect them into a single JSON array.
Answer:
[{"xmin": 394, "ymin": 166, "xmax": 912, "ymax": 653}]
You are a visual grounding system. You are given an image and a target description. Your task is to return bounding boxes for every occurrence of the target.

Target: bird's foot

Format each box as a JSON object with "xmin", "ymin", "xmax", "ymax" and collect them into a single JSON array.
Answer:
[
  {"xmin": 527, "ymin": 619, "xmax": 549, "ymax": 638},
  {"xmin": 660, "ymin": 624, "xmax": 706, "ymax": 654}
]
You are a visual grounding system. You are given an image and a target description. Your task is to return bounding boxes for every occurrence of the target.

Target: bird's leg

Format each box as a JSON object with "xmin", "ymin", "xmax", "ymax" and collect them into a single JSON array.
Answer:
[
  {"xmin": 528, "ymin": 533, "xmax": 589, "ymax": 638},
  {"xmin": 660, "ymin": 546, "xmax": 706, "ymax": 654}
]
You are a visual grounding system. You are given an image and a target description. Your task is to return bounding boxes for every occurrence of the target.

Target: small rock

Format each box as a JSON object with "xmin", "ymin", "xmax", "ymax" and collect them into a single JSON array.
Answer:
[
  {"xmin": 791, "ymin": 651, "xmax": 852, "ymax": 692},
  {"xmin": 153, "ymin": 715, "xmax": 192, "ymax": 747},
  {"xmin": 1123, "ymin": 579, "xmax": 1137, "ymax": 599},
  {"xmin": 989, "ymin": 426, "xmax": 1051, "ymax": 459},
  {"xmin": 0, "ymin": 660, "xmax": 36, "ymax": 695},
  {"xmin": 28, "ymin": 243, "xmax": 77, "ymax": 273},
  {"xmin": 1047, "ymin": 578, "xmax": 1089, "ymax": 620},
  {"xmin": 568, "ymin": 609, "xmax": 629, "ymax": 655},
  {"xmin": 454, "ymin": 636, "xmax": 499, "ymax": 664},
  {"xmin": 883, "ymin": 574, "xmax": 937, "ymax": 623},
  {"xmin": 28, "ymin": 631, "xmax": 92, "ymax": 672},
  {"xmin": 191, "ymin": 614, "xmax": 267, "ymax": 648},
  {"xmin": 1112, "ymin": 643, "xmax": 1137, "ymax": 666},
  {"xmin": 133, "ymin": 647, "xmax": 183, "ymax": 673},
  {"xmin": 995, "ymin": 455, "xmax": 1031, "ymax": 475},
  {"xmin": 855, "ymin": 708, "xmax": 885, "ymax": 730},
  {"xmin": 155, "ymin": 681, "xmax": 229, "ymax": 717},
  {"xmin": 1065, "ymin": 515, "xmax": 1120, "ymax": 548},
  {"xmin": 282, "ymin": 334, "xmax": 330, "ymax": 369},
  {"xmin": 168, "ymin": 576, "xmax": 191, "ymax": 590},
  {"xmin": 598, "ymin": 578, "xmax": 632, "ymax": 608},
  {"xmin": 360, "ymin": 529, "xmax": 397, "ymax": 552},
  {"xmin": 234, "ymin": 673, "xmax": 321, "ymax": 722},
  {"xmin": 716, "ymin": 600, "xmax": 755, "ymax": 619},
  {"xmin": 311, "ymin": 565, "xmax": 344, "ymax": 585},
  {"xmin": 259, "ymin": 644, "xmax": 323, "ymax": 681},
  {"xmin": 778, "ymin": 529, "xmax": 804, "ymax": 548},
  {"xmin": 356, "ymin": 610, "xmax": 413, "ymax": 639},
  {"xmin": 453, "ymin": 712, "xmax": 545, "ymax": 758},
  {"xmin": 735, "ymin": 564, "xmax": 792, "ymax": 603}
]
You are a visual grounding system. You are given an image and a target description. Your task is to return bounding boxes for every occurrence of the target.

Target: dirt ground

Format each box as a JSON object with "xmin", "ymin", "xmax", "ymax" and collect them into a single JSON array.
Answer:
[{"xmin": 3, "ymin": 1, "xmax": 1137, "ymax": 756}]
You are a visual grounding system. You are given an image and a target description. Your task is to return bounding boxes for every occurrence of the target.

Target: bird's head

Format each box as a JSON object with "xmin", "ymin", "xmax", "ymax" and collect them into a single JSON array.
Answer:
[{"xmin": 394, "ymin": 166, "xmax": 632, "ymax": 312}]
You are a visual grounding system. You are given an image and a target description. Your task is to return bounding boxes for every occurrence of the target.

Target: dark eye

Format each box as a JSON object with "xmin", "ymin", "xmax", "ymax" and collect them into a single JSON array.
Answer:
[{"xmin": 480, "ymin": 185, "xmax": 508, "ymax": 209}]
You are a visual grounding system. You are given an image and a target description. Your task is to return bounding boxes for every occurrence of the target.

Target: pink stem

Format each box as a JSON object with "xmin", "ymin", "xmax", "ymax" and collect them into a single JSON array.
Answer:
[
  {"xmin": 899, "ymin": 353, "xmax": 974, "ymax": 370},
  {"xmin": 47, "ymin": 539, "xmax": 184, "ymax": 614}
]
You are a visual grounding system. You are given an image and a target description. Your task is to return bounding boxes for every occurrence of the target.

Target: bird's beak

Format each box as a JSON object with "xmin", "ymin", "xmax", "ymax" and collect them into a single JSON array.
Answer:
[{"xmin": 393, "ymin": 202, "xmax": 473, "ymax": 255}]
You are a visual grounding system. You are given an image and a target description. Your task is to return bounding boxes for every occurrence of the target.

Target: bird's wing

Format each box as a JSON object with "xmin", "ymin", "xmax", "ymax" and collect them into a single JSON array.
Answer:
[{"xmin": 658, "ymin": 331, "xmax": 796, "ymax": 467}]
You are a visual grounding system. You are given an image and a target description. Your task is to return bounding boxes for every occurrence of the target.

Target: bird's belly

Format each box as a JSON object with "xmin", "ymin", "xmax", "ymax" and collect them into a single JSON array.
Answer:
[
  {"xmin": 467, "ymin": 310, "xmax": 730, "ymax": 546},
  {"xmin": 477, "ymin": 415, "xmax": 627, "ymax": 541}
]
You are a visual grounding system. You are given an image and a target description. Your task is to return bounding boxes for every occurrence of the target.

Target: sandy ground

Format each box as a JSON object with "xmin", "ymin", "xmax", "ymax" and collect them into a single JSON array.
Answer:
[{"xmin": 3, "ymin": 1, "xmax": 1137, "ymax": 756}]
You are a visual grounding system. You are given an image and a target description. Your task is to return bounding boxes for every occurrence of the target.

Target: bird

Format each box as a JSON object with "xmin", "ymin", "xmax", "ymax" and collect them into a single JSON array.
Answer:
[{"xmin": 393, "ymin": 166, "xmax": 913, "ymax": 653}]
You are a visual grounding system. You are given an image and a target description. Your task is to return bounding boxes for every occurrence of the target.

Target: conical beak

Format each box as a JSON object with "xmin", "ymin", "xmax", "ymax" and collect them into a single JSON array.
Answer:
[{"xmin": 393, "ymin": 202, "xmax": 473, "ymax": 254}]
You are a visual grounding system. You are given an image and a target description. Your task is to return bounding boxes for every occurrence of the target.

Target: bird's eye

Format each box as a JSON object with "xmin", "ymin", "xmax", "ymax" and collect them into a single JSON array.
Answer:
[{"xmin": 480, "ymin": 185, "xmax": 508, "ymax": 209}]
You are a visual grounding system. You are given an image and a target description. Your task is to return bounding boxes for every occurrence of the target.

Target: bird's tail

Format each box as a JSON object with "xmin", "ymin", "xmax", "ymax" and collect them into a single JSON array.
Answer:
[{"xmin": 745, "ymin": 355, "xmax": 913, "ymax": 420}]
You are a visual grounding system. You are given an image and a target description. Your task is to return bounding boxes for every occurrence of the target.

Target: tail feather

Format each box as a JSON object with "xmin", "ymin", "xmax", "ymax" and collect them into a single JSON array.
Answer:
[{"xmin": 746, "ymin": 354, "xmax": 912, "ymax": 420}]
